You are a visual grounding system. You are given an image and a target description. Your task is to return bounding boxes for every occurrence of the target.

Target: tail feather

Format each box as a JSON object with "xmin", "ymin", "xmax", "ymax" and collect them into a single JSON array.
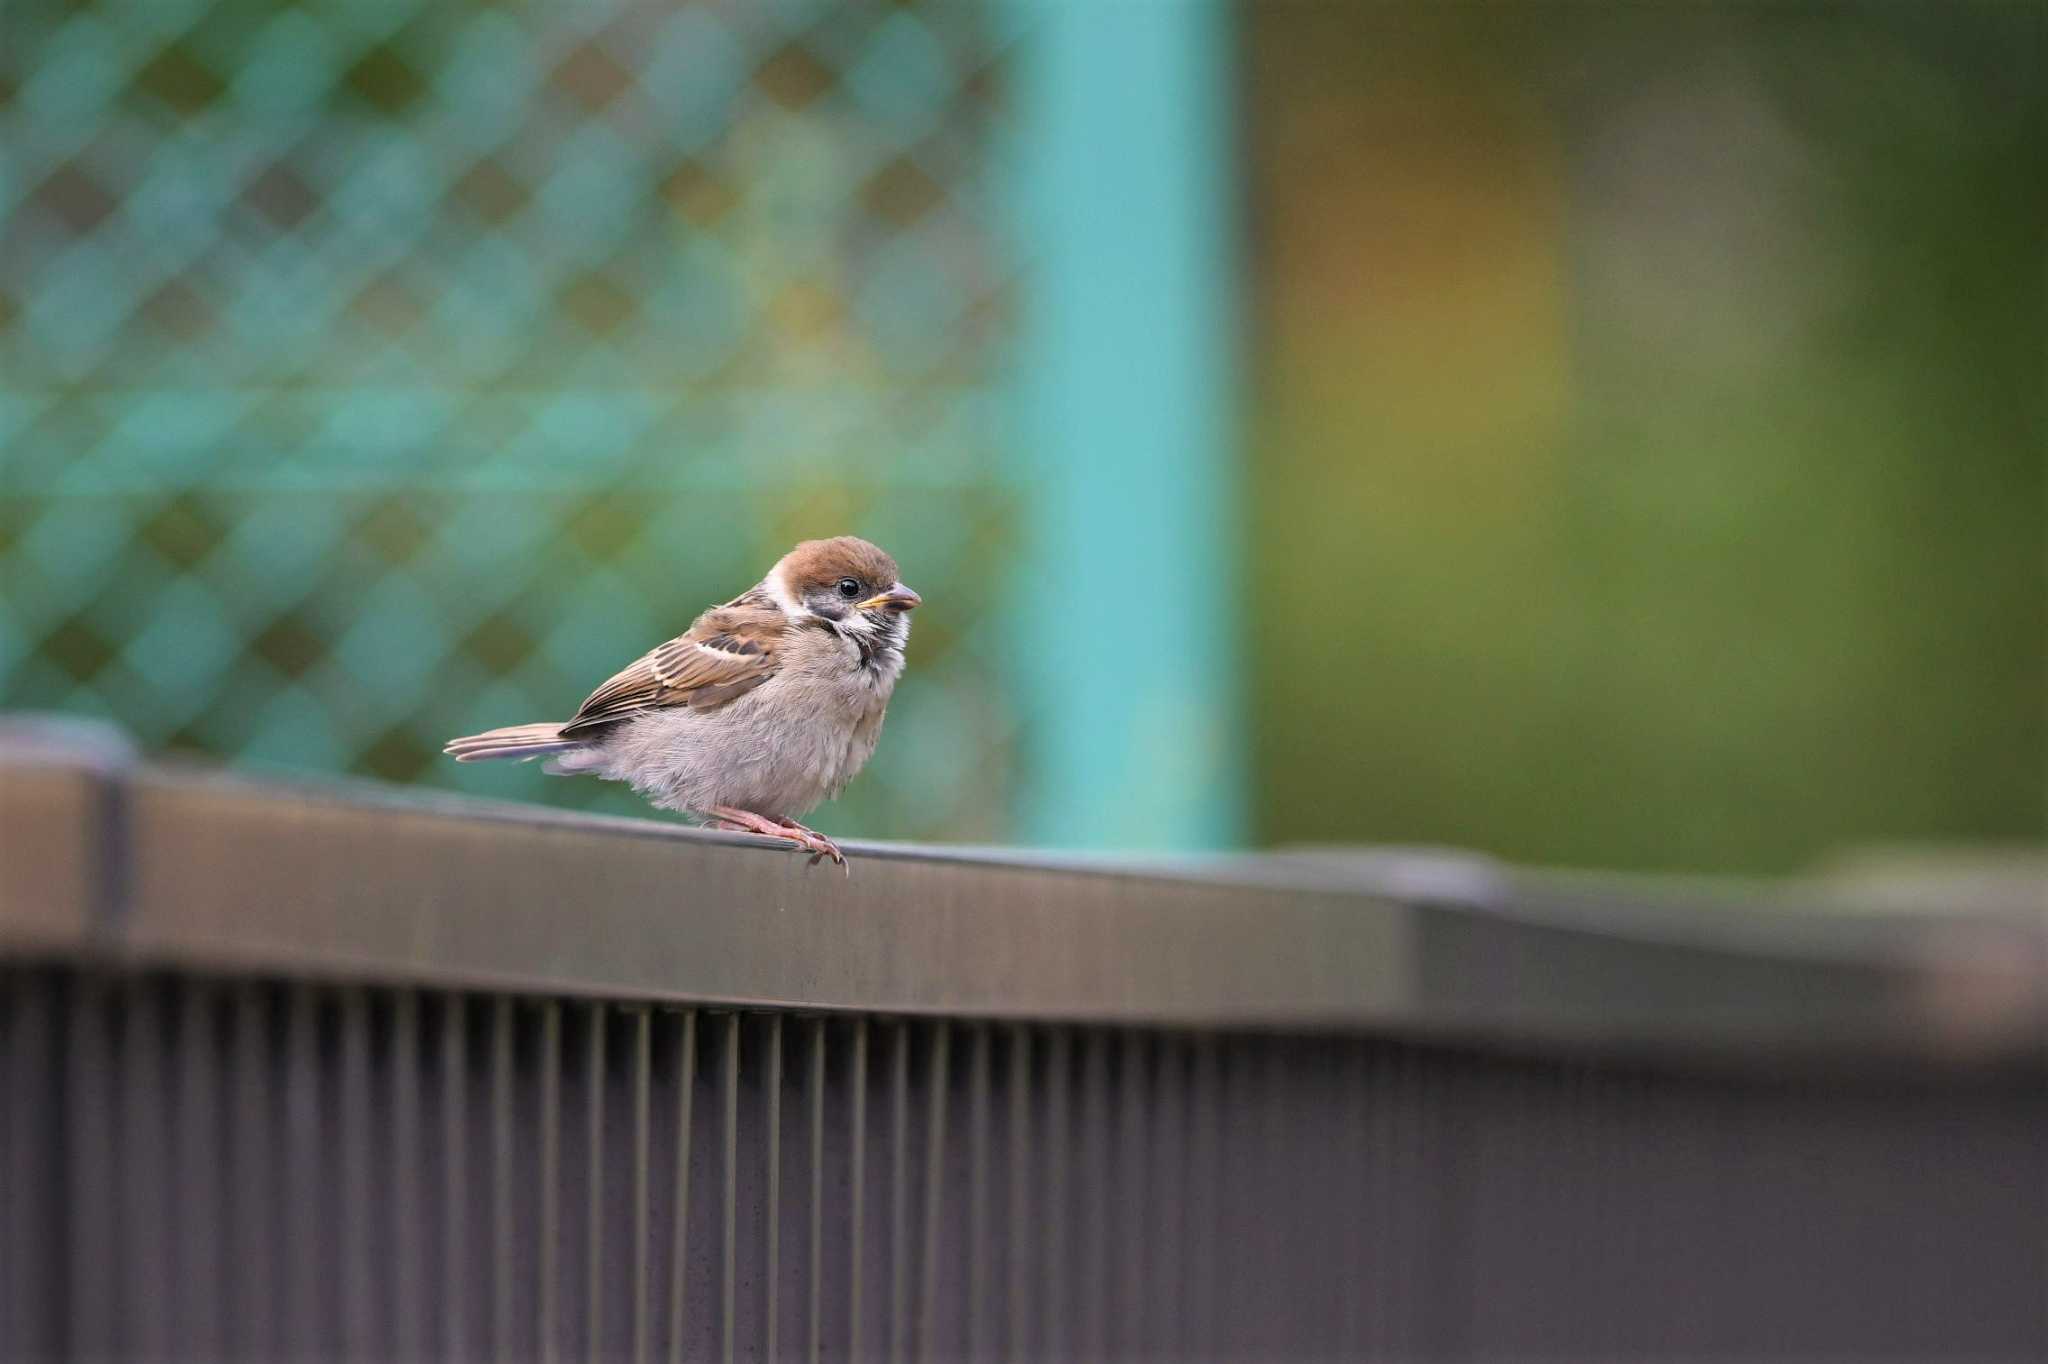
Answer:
[{"xmin": 444, "ymin": 722, "xmax": 582, "ymax": 763}]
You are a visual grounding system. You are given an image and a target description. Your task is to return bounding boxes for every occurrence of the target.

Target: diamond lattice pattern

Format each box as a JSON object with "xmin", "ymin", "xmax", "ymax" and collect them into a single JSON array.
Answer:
[{"xmin": 1, "ymin": 0, "xmax": 1025, "ymax": 841}]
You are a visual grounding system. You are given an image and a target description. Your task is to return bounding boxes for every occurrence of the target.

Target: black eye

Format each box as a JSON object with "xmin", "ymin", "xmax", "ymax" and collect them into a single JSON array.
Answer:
[{"xmin": 836, "ymin": 578, "xmax": 862, "ymax": 599}]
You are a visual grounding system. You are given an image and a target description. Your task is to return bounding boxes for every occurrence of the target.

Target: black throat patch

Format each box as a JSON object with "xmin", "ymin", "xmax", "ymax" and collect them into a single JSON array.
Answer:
[{"xmin": 818, "ymin": 614, "xmax": 902, "ymax": 671}]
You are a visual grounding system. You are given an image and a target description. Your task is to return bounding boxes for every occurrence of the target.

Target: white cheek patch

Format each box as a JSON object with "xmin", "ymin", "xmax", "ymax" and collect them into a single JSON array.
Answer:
[{"xmin": 764, "ymin": 567, "xmax": 807, "ymax": 618}]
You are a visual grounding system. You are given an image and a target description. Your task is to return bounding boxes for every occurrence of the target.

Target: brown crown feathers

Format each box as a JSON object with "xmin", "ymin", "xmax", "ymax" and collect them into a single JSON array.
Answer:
[{"xmin": 777, "ymin": 537, "xmax": 902, "ymax": 596}]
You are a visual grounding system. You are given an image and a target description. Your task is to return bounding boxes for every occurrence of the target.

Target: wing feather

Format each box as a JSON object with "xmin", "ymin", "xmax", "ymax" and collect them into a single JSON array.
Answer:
[{"xmin": 560, "ymin": 605, "xmax": 785, "ymax": 736}]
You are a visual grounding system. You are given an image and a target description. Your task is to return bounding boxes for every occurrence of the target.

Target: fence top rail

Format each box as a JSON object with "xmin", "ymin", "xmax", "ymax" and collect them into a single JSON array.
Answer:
[{"xmin": 2, "ymin": 721, "xmax": 2042, "ymax": 1065}]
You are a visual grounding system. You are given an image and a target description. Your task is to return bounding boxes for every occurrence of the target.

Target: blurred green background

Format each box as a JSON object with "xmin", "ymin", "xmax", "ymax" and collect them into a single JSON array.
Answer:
[
  {"xmin": 2, "ymin": 0, "xmax": 2041, "ymax": 874},
  {"xmin": 1245, "ymin": 3, "xmax": 2044, "ymax": 872}
]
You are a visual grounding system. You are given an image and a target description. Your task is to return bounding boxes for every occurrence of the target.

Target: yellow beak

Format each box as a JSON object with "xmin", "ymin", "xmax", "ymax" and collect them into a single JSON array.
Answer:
[{"xmin": 857, "ymin": 585, "xmax": 921, "ymax": 613}]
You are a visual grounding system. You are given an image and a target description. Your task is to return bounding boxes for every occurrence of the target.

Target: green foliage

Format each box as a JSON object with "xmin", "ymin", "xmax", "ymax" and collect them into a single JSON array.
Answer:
[{"xmin": 1249, "ymin": 3, "xmax": 2045, "ymax": 872}]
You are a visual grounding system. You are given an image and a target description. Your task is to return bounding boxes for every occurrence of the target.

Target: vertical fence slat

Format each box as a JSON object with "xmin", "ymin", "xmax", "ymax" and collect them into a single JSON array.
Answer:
[
  {"xmin": 848, "ymin": 1018, "xmax": 869, "ymax": 1364},
  {"xmin": 174, "ymin": 978, "xmax": 221, "ymax": 1359},
  {"xmin": 1149, "ymin": 1033, "xmax": 1187, "ymax": 1360},
  {"xmin": 1369, "ymin": 1043, "xmax": 1401, "ymax": 1360},
  {"xmin": 721, "ymin": 1013, "xmax": 740, "ymax": 1364},
  {"xmin": 632, "ymin": 1009, "xmax": 653, "ymax": 1364},
  {"xmin": 808, "ymin": 1018, "xmax": 827, "ymax": 1364},
  {"xmin": 888, "ymin": 1021, "xmax": 912, "ymax": 1364},
  {"xmin": 967, "ymin": 1023, "xmax": 992, "ymax": 1362},
  {"xmin": 392, "ymin": 990, "xmax": 423, "ymax": 1361},
  {"xmin": 1005, "ymin": 1026, "xmax": 1033, "ymax": 1364},
  {"xmin": 540, "ymin": 1001, "xmax": 563, "ymax": 1364},
  {"xmin": 340, "ymin": 989, "xmax": 373, "ymax": 1363},
  {"xmin": 917, "ymin": 1020, "xmax": 952, "ymax": 1364},
  {"xmin": 1077, "ymin": 1028, "xmax": 1111, "ymax": 1359},
  {"xmin": 125, "ymin": 980, "xmax": 174, "ymax": 1357},
  {"xmin": 443, "ymin": 995, "xmax": 469, "ymax": 1363},
  {"xmin": 1117, "ymin": 1030, "xmax": 1148, "ymax": 1356},
  {"xmin": 1, "ymin": 974, "xmax": 21, "ymax": 1359},
  {"xmin": 71, "ymin": 978, "xmax": 117, "ymax": 1362},
  {"xmin": 1393, "ymin": 1043, "xmax": 1425, "ymax": 1355},
  {"xmin": 586, "ymin": 1003, "xmax": 608, "ymax": 1364},
  {"xmin": 1041, "ymin": 1028, "xmax": 1071, "ymax": 1361},
  {"xmin": 230, "ymin": 983, "xmax": 274, "ymax": 1360},
  {"xmin": 765, "ymin": 1013, "xmax": 783, "ymax": 1364},
  {"xmin": 1262, "ymin": 1040, "xmax": 1296, "ymax": 1358},
  {"xmin": 1342, "ymin": 1041, "xmax": 1371, "ymax": 1357},
  {"xmin": 281, "ymin": 983, "xmax": 320, "ymax": 1358},
  {"xmin": 667, "ymin": 1010, "xmax": 698, "ymax": 1364},
  {"xmin": 1188, "ymin": 1033, "xmax": 1222, "ymax": 1356},
  {"xmin": 12, "ymin": 976, "xmax": 59, "ymax": 1359},
  {"xmin": 490, "ymin": 997, "xmax": 517, "ymax": 1360}
]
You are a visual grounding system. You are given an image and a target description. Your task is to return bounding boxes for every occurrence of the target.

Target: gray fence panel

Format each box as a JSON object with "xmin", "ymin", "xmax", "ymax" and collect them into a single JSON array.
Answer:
[
  {"xmin": 2, "ymin": 734, "xmax": 2045, "ymax": 1361},
  {"xmin": 2, "ymin": 968, "xmax": 2045, "ymax": 1362}
]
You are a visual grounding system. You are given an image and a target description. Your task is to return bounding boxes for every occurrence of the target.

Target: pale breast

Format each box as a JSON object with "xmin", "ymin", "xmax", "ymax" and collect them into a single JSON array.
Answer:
[{"xmin": 595, "ymin": 625, "xmax": 901, "ymax": 818}]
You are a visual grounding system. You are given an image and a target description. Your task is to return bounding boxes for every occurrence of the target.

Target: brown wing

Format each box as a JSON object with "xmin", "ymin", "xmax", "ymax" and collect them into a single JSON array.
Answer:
[{"xmin": 560, "ymin": 605, "xmax": 785, "ymax": 736}]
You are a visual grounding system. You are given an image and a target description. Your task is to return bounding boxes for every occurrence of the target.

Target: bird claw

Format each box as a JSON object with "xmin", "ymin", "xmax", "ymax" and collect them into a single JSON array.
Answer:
[
  {"xmin": 706, "ymin": 808, "xmax": 848, "ymax": 874},
  {"xmin": 782, "ymin": 819, "xmax": 849, "ymax": 875}
]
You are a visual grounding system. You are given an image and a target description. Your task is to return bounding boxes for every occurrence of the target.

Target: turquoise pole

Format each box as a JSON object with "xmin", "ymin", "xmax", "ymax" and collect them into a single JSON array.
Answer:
[{"xmin": 1009, "ymin": 0, "xmax": 1245, "ymax": 850}]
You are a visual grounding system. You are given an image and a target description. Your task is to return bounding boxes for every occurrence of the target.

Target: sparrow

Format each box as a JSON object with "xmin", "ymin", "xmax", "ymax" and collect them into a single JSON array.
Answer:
[{"xmin": 445, "ymin": 536, "xmax": 919, "ymax": 869}]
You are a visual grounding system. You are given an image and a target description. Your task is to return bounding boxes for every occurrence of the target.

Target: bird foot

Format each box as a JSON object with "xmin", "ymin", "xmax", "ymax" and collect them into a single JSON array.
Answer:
[
  {"xmin": 706, "ymin": 807, "xmax": 850, "ymax": 874},
  {"xmin": 775, "ymin": 816, "xmax": 849, "ymax": 873}
]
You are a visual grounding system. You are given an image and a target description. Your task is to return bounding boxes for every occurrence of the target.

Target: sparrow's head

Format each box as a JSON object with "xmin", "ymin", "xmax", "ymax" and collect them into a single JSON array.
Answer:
[{"xmin": 770, "ymin": 536, "xmax": 920, "ymax": 632}]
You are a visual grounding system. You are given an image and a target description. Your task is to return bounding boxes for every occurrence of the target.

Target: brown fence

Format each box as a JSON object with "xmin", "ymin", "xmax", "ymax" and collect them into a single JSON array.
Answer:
[{"xmin": 3, "ymin": 724, "xmax": 2044, "ymax": 1362}]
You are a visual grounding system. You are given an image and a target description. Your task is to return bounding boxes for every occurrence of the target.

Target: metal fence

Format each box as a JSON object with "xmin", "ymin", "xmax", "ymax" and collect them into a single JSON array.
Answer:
[{"xmin": 3, "ymin": 729, "xmax": 2046, "ymax": 1362}]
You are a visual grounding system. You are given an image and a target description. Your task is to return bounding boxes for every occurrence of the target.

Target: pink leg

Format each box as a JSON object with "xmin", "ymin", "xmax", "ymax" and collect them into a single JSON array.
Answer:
[{"xmin": 706, "ymin": 807, "xmax": 849, "ymax": 873}]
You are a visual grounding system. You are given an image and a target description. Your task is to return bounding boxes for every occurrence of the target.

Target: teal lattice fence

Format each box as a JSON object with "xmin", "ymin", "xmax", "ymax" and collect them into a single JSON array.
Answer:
[
  {"xmin": 1, "ymin": 0, "xmax": 1041, "ymax": 842},
  {"xmin": 1, "ymin": 0, "xmax": 1241, "ymax": 848}
]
